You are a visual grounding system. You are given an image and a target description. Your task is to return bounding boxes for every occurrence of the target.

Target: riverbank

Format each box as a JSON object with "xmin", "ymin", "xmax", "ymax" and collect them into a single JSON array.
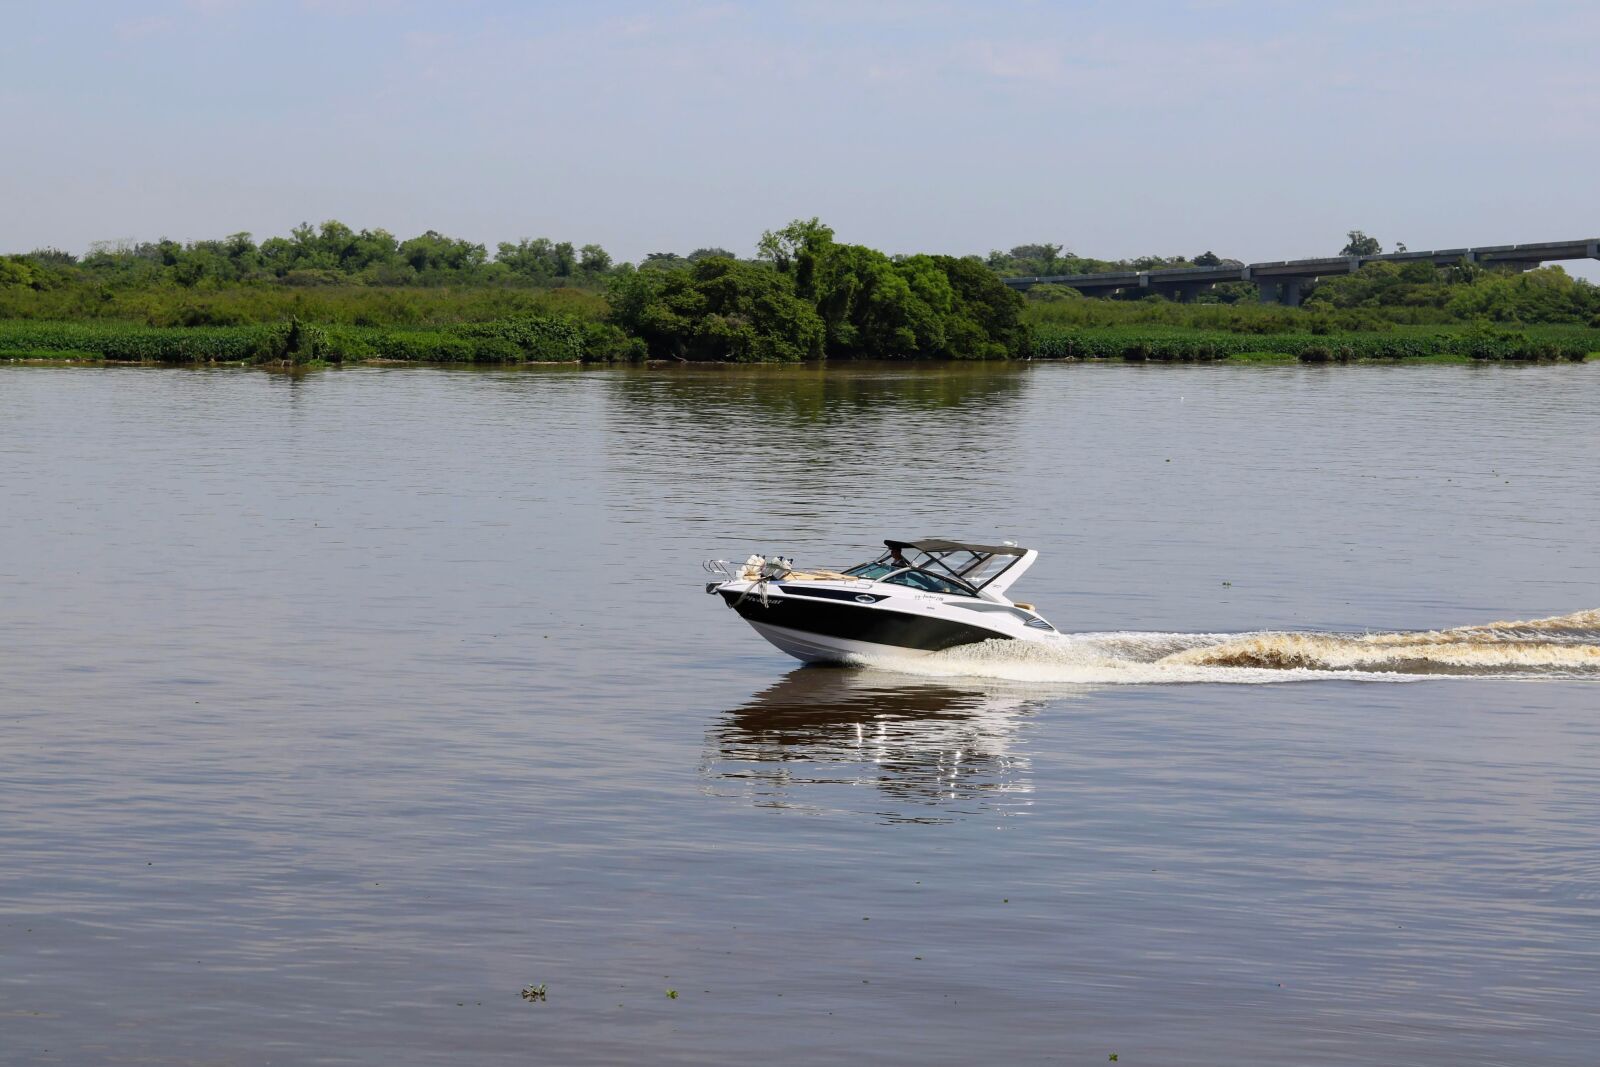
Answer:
[
  {"xmin": 1029, "ymin": 323, "xmax": 1600, "ymax": 362},
  {"xmin": 4, "ymin": 317, "xmax": 1597, "ymax": 367}
]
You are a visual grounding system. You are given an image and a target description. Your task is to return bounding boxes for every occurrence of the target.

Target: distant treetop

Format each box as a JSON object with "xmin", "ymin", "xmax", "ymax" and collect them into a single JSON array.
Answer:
[{"xmin": 1340, "ymin": 230, "xmax": 1383, "ymax": 257}]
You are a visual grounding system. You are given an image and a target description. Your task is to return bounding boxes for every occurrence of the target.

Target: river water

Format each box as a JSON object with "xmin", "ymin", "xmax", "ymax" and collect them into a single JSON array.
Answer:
[{"xmin": 2, "ymin": 363, "xmax": 1598, "ymax": 1065}]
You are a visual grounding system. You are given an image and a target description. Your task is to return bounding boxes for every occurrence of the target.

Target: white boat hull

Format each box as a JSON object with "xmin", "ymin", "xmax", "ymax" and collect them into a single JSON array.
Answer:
[{"xmin": 747, "ymin": 620, "xmax": 941, "ymax": 664}]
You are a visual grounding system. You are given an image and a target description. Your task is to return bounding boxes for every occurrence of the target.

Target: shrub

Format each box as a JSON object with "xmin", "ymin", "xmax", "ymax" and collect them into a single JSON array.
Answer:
[
  {"xmin": 373, "ymin": 330, "xmax": 474, "ymax": 362},
  {"xmin": 251, "ymin": 317, "xmax": 331, "ymax": 365},
  {"xmin": 280, "ymin": 269, "xmax": 346, "ymax": 287},
  {"xmin": 579, "ymin": 321, "xmax": 647, "ymax": 362},
  {"xmin": 468, "ymin": 336, "xmax": 524, "ymax": 363},
  {"xmin": 452, "ymin": 315, "xmax": 585, "ymax": 361},
  {"xmin": 323, "ymin": 326, "xmax": 377, "ymax": 362},
  {"xmin": 1024, "ymin": 283, "xmax": 1083, "ymax": 302}
]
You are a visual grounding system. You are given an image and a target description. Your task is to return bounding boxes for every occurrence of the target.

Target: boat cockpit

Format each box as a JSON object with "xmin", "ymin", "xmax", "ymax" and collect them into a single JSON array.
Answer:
[{"xmin": 842, "ymin": 539, "xmax": 1034, "ymax": 601}]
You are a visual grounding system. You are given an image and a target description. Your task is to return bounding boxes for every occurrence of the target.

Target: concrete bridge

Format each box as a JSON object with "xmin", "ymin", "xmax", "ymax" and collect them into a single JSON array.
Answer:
[{"xmin": 1002, "ymin": 238, "xmax": 1600, "ymax": 306}]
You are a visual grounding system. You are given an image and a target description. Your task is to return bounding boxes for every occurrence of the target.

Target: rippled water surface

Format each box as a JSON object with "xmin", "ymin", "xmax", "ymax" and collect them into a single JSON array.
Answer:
[{"xmin": 2, "ymin": 363, "xmax": 1598, "ymax": 1065}]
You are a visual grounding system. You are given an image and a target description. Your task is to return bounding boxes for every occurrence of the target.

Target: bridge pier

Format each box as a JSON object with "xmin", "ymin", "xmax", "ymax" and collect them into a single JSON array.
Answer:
[
  {"xmin": 1257, "ymin": 277, "xmax": 1307, "ymax": 306},
  {"xmin": 1153, "ymin": 282, "xmax": 1211, "ymax": 302}
]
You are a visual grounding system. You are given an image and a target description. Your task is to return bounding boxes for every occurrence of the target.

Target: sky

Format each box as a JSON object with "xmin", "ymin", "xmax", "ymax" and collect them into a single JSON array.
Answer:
[{"xmin": 2, "ymin": 0, "xmax": 1598, "ymax": 275}]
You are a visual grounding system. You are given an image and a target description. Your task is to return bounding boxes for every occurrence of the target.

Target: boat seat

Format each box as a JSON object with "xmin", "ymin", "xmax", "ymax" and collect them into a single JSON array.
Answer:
[
  {"xmin": 1013, "ymin": 602, "xmax": 1035, "ymax": 611},
  {"xmin": 738, "ymin": 567, "xmax": 855, "ymax": 582}
]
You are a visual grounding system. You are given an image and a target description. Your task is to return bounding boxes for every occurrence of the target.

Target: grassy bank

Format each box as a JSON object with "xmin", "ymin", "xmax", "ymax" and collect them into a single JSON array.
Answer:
[
  {"xmin": 0, "ymin": 282, "xmax": 609, "ymax": 328},
  {"xmin": 4, "ymin": 317, "xmax": 1597, "ymax": 367},
  {"xmin": 0, "ymin": 315, "xmax": 641, "ymax": 365},
  {"xmin": 1029, "ymin": 323, "xmax": 1600, "ymax": 363}
]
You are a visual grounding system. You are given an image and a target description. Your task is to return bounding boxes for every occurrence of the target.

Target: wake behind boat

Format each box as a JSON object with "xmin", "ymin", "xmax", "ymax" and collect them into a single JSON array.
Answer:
[{"xmin": 704, "ymin": 538, "xmax": 1059, "ymax": 664}]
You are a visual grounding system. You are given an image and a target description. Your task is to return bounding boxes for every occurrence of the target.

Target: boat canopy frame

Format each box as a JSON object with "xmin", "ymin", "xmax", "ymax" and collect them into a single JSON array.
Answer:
[{"xmin": 877, "ymin": 538, "xmax": 1031, "ymax": 593}]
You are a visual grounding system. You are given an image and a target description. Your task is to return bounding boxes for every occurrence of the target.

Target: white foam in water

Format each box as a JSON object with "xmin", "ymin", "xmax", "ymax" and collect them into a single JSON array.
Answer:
[{"xmin": 851, "ymin": 610, "xmax": 1600, "ymax": 684}]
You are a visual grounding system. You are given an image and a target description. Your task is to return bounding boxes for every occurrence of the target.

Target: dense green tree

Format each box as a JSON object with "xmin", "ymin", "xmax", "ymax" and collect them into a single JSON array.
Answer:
[
  {"xmin": 1024, "ymin": 283, "xmax": 1084, "ymax": 302},
  {"xmin": 932, "ymin": 254, "xmax": 1029, "ymax": 358},
  {"xmin": 1340, "ymin": 230, "xmax": 1383, "ymax": 256},
  {"xmin": 496, "ymin": 238, "xmax": 578, "ymax": 281},
  {"xmin": 641, "ymin": 252, "xmax": 688, "ymax": 271},
  {"xmin": 608, "ymin": 256, "xmax": 824, "ymax": 362},
  {"xmin": 984, "ymin": 243, "xmax": 1201, "ymax": 279},
  {"xmin": 25, "ymin": 247, "xmax": 77, "ymax": 266},
  {"xmin": 0, "ymin": 255, "xmax": 62, "ymax": 290},
  {"xmin": 1194, "ymin": 251, "xmax": 1222, "ymax": 267},
  {"xmin": 578, "ymin": 244, "xmax": 612, "ymax": 276},
  {"xmin": 1007, "ymin": 243, "xmax": 1066, "ymax": 274},
  {"xmin": 1303, "ymin": 261, "xmax": 1444, "ymax": 310},
  {"xmin": 801, "ymin": 242, "xmax": 943, "ymax": 357},
  {"xmin": 1302, "ymin": 260, "xmax": 1600, "ymax": 323},
  {"xmin": 400, "ymin": 231, "xmax": 487, "ymax": 276},
  {"xmin": 756, "ymin": 218, "xmax": 833, "ymax": 272},
  {"xmin": 785, "ymin": 225, "xmax": 1027, "ymax": 359},
  {"xmin": 1443, "ymin": 266, "xmax": 1600, "ymax": 323},
  {"xmin": 1130, "ymin": 254, "xmax": 1194, "ymax": 271}
]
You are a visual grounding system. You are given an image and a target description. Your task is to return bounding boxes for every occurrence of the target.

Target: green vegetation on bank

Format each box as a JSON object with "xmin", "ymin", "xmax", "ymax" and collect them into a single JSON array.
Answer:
[
  {"xmin": 3, "ymin": 220, "xmax": 1598, "ymax": 366},
  {"xmin": 0, "ymin": 316, "xmax": 640, "ymax": 365},
  {"xmin": 1030, "ymin": 323, "xmax": 1597, "ymax": 363}
]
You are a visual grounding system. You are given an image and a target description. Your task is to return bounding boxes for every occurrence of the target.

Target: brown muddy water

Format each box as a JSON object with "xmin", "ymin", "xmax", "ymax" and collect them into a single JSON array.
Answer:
[{"xmin": 1, "ymin": 363, "xmax": 1598, "ymax": 1065}]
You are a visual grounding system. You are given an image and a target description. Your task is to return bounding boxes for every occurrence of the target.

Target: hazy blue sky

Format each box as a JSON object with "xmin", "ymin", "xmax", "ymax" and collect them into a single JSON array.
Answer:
[{"xmin": 3, "ymin": 0, "xmax": 1597, "ymax": 272}]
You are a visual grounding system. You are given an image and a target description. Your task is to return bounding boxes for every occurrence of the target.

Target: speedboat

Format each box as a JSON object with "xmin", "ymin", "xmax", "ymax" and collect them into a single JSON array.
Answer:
[{"xmin": 704, "ymin": 538, "xmax": 1058, "ymax": 664}]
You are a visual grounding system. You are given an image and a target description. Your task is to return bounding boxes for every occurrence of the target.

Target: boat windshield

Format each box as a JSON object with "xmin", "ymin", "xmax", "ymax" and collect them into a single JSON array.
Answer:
[
  {"xmin": 843, "ymin": 561, "xmax": 896, "ymax": 580},
  {"xmin": 841, "ymin": 559, "xmax": 976, "ymax": 596},
  {"xmin": 848, "ymin": 540, "xmax": 1029, "ymax": 591},
  {"xmin": 882, "ymin": 570, "xmax": 971, "ymax": 595}
]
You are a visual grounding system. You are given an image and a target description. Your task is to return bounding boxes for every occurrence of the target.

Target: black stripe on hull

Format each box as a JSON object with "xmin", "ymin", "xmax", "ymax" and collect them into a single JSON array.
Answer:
[
  {"xmin": 775, "ymin": 584, "xmax": 887, "ymax": 604},
  {"xmin": 719, "ymin": 590, "xmax": 1011, "ymax": 653}
]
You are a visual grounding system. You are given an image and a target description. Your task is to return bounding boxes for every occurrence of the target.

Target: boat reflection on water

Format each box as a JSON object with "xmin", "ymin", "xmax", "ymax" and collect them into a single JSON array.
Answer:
[{"xmin": 704, "ymin": 666, "xmax": 1049, "ymax": 822}]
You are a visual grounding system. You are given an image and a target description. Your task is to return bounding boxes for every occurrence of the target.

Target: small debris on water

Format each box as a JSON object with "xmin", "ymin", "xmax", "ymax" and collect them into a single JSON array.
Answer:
[
  {"xmin": 666, "ymin": 989, "xmax": 678, "ymax": 999},
  {"xmin": 520, "ymin": 983, "xmax": 546, "ymax": 1002}
]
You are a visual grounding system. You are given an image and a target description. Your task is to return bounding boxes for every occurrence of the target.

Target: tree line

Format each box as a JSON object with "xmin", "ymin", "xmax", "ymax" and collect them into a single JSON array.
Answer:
[
  {"xmin": 0, "ymin": 224, "xmax": 1396, "ymax": 293},
  {"xmin": 2, "ymin": 222, "xmax": 624, "ymax": 290},
  {"xmin": 3, "ymin": 224, "xmax": 1597, "ymax": 361},
  {"xmin": 1, "ymin": 218, "xmax": 1035, "ymax": 361}
]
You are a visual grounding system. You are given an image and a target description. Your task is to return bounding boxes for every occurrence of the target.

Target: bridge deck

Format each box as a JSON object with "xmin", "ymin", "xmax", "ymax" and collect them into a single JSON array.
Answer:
[{"xmin": 1005, "ymin": 238, "xmax": 1600, "ymax": 304}]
